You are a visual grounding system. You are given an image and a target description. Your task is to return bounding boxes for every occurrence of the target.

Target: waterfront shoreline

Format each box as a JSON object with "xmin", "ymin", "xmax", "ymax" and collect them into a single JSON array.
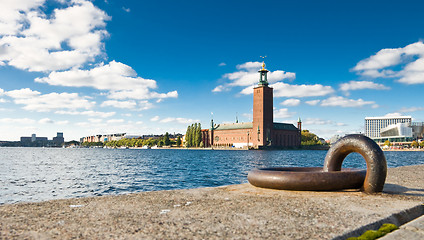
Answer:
[
  {"xmin": 1, "ymin": 164, "xmax": 423, "ymax": 239},
  {"xmin": 383, "ymin": 148, "xmax": 424, "ymax": 152}
]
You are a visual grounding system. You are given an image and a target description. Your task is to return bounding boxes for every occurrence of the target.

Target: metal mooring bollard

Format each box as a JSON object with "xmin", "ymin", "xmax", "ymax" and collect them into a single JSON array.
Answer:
[
  {"xmin": 248, "ymin": 134, "xmax": 387, "ymax": 193},
  {"xmin": 323, "ymin": 134, "xmax": 387, "ymax": 193}
]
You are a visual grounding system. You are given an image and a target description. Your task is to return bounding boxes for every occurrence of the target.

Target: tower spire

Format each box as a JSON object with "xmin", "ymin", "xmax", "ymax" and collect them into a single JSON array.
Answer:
[
  {"xmin": 258, "ymin": 56, "xmax": 269, "ymax": 86},
  {"xmin": 297, "ymin": 117, "xmax": 302, "ymax": 132}
]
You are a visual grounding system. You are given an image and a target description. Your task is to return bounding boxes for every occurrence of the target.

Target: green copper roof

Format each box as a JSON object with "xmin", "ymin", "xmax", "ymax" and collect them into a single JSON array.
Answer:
[
  {"xmin": 273, "ymin": 122, "xmax": 298, "ymax": 131},
  {"xmin": 215, "ymin": 122, "xmax": 253, "ymax": 130}
]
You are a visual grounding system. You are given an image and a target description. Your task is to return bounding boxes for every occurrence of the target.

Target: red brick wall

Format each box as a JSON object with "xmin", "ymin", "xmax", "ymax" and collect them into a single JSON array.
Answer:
[
  {"xmin": 272, "ymin": 129, "xmax": 301, "ymax": 147},
  {"xmin": 203, "ymin": 128, "xmax": 300, "ymax": 148},
  {"xmin": 212, "ymin": 128, "xmax": 254, "ymax": 148}
]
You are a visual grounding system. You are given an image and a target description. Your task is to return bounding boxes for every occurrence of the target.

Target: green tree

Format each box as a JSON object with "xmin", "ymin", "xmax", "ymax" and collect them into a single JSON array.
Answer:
[
  {"xmin": 195, "ymin": 123, "xmax": 202, "ymax": 147},
  {"xmin": 176, "ymin": 136, "xmax": 182, "ymax": 147},
  {"xmin": 301, "ymin": 130, "xmax": 322, "ymax": 146},
  {"xmin": 185, "ymin": 123, "xmax": 203, "ymax": 148},
  {"xmin": 190, "ymin": 123, "xmax": 196, "ymax": 147},
  {"xmin": 136, "ymin": 139, "xmax": 144, "ymax": 147},
  {"xmin": 164, "ymin": 132, "xmax": 170, "ymax": 146},
  {"xmin": 420, "ymin": 141, "xmax": 424, "ymax": 148},
  {"xmin": 185, "ymin": 125, "xmax": 192, "ymax": 147},
  {"xmin": 157, "ymin": 138, "xmax": 164, "ymax": 147},
  {"xmin": 411, "ymin": 141, "xmax": 419, "ymax": 148}
]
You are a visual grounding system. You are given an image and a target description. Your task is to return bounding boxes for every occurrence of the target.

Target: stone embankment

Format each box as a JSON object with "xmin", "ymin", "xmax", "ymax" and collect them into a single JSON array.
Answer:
[{"xmin": 1, "ymin": 165, "xmax": 423, "ymax": 239}]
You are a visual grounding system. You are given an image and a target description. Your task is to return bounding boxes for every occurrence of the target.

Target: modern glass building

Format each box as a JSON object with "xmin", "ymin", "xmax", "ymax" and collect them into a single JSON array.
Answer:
[{"xmin": 364, "ymin": 116, "xmax": 412, "ymax": 139}]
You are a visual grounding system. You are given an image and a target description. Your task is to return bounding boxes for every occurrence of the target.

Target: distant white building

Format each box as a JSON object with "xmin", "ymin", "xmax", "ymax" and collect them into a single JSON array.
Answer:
[
  {"xmin": 411, "ymin": 122, "xmax": 424, "ymax": 139},
  {"xmin": 380, "ymin": 122, "xmax": 412, "ymax": 139},
  {"xmin": 365, "ymin": 116, "xmax": 411, "ymax": 139},
  {"xmin": 365, "ymin": 115, "xmax": 424, "ymax": 143}
]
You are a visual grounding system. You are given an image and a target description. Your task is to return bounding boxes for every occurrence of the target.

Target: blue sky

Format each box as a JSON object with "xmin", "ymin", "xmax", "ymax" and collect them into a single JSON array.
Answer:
[{"xmin": 1, "ymin": 0, "xmax": 424, "ymax": 141}]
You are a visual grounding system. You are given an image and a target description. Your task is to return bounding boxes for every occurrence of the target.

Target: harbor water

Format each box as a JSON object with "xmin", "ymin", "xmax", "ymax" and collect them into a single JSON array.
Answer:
[{"xmin": 1, "ymin": 147, "xmax": 423, "ymax": 204}]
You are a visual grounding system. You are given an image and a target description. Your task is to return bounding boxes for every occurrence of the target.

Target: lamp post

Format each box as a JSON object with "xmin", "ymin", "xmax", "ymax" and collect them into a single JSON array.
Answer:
[
  {"xmin": 247, "ymin": 131, "xmax": 250, "ymax": 150},
  {"xmin": 257, "ymin": 125, "xmax": 260, "ymax": 142}
]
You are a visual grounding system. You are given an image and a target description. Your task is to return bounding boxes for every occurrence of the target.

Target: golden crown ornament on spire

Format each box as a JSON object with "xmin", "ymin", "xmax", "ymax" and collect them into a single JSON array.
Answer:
[
  {"xmin": 260, "ymin": 56, "xmax": 267, "ymax": 70},
  {"xmin": 258, "ymin": 56, "xmax": 269, "ymax": 86}
]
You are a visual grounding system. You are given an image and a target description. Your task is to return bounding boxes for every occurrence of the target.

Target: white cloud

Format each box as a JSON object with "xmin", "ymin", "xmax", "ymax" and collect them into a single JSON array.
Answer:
[
  {"xmin": 218, "ymin": 62, "xmax": 226, "ymax": 66},
  {"xmin": 88, "ymin": 118, "xmax": 103, "ymax": 123},
  {"xmin": 280, "ymin": 99, "xmax": 300, "ymax": 107},
  {"xmin": 383, "ymin": 112, "xmax": 409, "ymax": 118},
  {"xmin": 0, "ymin": 0, "xmax": 110, "ymax": 72},
  {"xmin": 212, "ymin": 85, "xmax": 226, "ymax": 93},
  {"xmin": 265, "ymin": 82, "xmax": 334, "ymax": 98},
  {"xmin": 160, "ymin": 117, "xmax": 199, "ymax": 124},
  {"xmin": 0, "ymin": 0, "xmax": 45, "ymax": 36},
  {"xmin": 214, "ymin": 61, "xmax": 296, "ymax": 93},
  {"xmin": 56, "ymin": 120, "xmax": 69, "ymax": 125},
  {"xmin": 242, "ymin": 113, "xmax": 252, "ymax": 120},
  {"xmin": 274, "ymin": 108, "xmax": 295, "ymax": 119},
  {"xmin": 1, "ymin": 1, "xmax": 177, "ymax": 107},
  {"xmin": 320, "ymin": 96, "xmax": 378, "ymax": 108},
  {"xmin": 236, "ymin": 61, "xmax": 263, "ymax": 71},
  {"xmin": 55, "ymin": 110, "xmax": 115, "ymax": 118},
  {"xmin": 138, "ymin": 100, "xmax": 154, "ymax": 110},
  {"xmin": 6, "ymin": 88, "xmax": 41, "ymax": 98},
  {"xmin": 122, "ymin": 7, "xmax": 130, "ymax": 12},
  {"xmin": 5, "ymin": 88, "xmax": 94, "ymax": 112},
  {"xmin": 339, "ymin": 81, "xmax": 390, "ymax": 91},
  {"xmin": 39, "ymin": 118, "xmax": 53, "ymax": 124},
  {"xmin": 302, "ymin": 118, "xmax": 346, "ymax": 127},
  {"xmin": 353, "ymin": 48, "xmax": 403, "ymax": 72},
  {"xmin": 303, "ymin": 118, "xmax": 333, "ymax": 125},
  {"xmin": 305, "ymin": 100, "xmax": 320, "ymax": 106},
  {"xmin": 101, "ymin": 100, "xmax": 136, "ymax": 109},
  {"xmin": 150, "ymin": 116, "xmax": 160, "ymax": 122},
  {"xmin": 107, "ymin": 119, "xmax": 125, "ymax": 124},
  {"xmin": 75, "ymin": 122, "xmax": 90, "ymax": 127},
  {"xmin": 0, "ymin": 98, "xmax": 6, "ymax": 103},
  {"xmin": 399, "ymin": 107, "xmax": 424, "ymax": 113},
  {"xmin": 0, "ymin": 118, "xmax": 36, "ymax": 124},
  {"xmin": 353, "ymin": 41, "xmax": 424, "ymax": 84},
  {"xmin": 398, "ymin": 58, "xmax": 424, "ymax": 84},
  {"xmin": 36, "ymin": 61, "xmax": 178, "ymax": 101}
]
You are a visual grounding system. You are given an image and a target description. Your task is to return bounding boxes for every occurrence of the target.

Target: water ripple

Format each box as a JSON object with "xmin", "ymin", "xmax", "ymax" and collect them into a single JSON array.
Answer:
[{"xmin": 1, "ymin": 147, "xmax": 423, "ymax": 204}]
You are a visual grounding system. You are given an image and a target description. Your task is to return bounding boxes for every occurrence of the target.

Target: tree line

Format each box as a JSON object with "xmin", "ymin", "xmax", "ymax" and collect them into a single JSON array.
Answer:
[
  {"xmin": 301, "ymin": 130, "xmax": 326, "ymax": 146},
  {"xmin": 384, "ymin": 139, "xmax": 424, "ymax": 148},
  {"xmin": 81, "ymin": 132, "xmax": 182, "ymax": 148},
  {"xmin": 185, "ymin": 123, "xmax": 203, "ymax": 147}
]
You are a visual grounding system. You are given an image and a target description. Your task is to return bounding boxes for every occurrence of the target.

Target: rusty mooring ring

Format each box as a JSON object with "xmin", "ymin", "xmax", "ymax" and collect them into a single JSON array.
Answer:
[
  {"xmin": 247, "ymin": 167, "xmax": 366, "ymax": 191},
  {"xmin": 247, "ymin": 134, "xmax": 387, "ymax": 193},
  {"xmin": 323, "ymin": 134, "xmax": 387, "ymax": 193}
]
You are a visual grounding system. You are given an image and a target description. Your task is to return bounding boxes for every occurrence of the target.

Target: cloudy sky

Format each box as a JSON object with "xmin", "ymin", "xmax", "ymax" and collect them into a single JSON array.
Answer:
[{"xmin": 1, "ymin": 0, "xmax": 424, "ymax": 141}]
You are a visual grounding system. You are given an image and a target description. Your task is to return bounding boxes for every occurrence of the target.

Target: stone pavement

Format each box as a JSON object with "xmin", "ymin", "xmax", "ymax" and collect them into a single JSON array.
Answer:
[
  {"xmin": 380, "ymin": 214, "xmax": 424, "ymax": 239},
  {"xmin": 0, "ymin": 165, "xmax": 423, "ymax": 239}
]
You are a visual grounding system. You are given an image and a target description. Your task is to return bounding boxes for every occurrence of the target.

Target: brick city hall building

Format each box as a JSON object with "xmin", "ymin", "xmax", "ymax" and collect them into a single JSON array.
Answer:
[{"xmin": 202, "ymin": 62, "xmax": 301, "ymax": 149}]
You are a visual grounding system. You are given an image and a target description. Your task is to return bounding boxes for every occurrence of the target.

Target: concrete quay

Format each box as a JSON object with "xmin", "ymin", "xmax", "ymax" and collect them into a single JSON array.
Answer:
[{"xmin": 1, "ymin": 165, "xmax": 423, "ymax": 239}]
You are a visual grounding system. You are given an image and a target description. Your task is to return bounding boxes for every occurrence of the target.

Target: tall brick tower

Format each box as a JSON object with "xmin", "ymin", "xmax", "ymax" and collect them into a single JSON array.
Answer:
[{"xmin": 253, "ymin": 62, "xmax": 273, "ymax": 148}]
